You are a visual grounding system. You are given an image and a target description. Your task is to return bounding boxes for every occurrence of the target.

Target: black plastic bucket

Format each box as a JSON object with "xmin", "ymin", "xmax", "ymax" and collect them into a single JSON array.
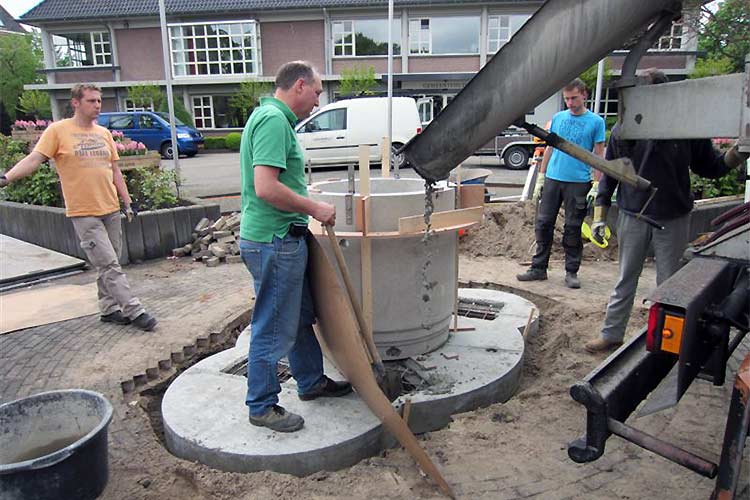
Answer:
[{"xmin": 0, "ymin": 389, "xmax": 113, "ymax": 500}]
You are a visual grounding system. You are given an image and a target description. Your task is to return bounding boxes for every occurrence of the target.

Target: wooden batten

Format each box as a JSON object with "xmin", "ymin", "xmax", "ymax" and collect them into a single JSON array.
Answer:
[{"xmin": 398, "ymin": 206, "xmax": 483, "ymax": 235}]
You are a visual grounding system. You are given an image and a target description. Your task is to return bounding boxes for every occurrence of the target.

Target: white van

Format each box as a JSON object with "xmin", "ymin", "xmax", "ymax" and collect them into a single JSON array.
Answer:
[{"xmin": 295, "ymin": 97, "xmax": 422, "ymax": 168}]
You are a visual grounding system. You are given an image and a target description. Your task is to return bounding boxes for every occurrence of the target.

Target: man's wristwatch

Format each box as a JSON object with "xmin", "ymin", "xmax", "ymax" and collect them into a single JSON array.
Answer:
[{"xmin": 0, "ymin": 174, "xmax": 8, "ymax": 187}]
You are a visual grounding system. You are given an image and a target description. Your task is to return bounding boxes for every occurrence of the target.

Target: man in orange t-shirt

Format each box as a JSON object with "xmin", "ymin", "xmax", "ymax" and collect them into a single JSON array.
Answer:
[{"xmin": 0, "ymin": 83, "xmax": 157, "ymax": 331}]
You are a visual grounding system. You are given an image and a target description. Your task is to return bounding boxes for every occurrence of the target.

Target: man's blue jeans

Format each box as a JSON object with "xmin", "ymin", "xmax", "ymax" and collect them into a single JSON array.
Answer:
[{"xmin": 240, "ymin": 233, "xmax": 324, "ymax": 417}]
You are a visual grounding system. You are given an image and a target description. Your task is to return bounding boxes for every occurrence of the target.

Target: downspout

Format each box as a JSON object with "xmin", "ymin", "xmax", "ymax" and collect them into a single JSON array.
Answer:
[{"xmin": 323, "ymin": 8, "xmax": 333, "ymax": 102}]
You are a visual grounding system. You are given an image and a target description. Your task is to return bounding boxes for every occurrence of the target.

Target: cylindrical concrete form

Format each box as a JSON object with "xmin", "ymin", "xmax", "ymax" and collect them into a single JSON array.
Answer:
[{"xmin": 310, "ymin": 178, "xmax": 456, "ymax": 360}]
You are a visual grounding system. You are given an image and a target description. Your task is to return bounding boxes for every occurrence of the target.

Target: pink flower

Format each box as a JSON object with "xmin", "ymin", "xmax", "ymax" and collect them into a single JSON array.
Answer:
[
  {"xmin": 137, "ymin": 142, "xmax": 146, "ymax": 150},
  {"xmin": 116, "ymin": 143, "xmax": 125, "ymax": 152}
]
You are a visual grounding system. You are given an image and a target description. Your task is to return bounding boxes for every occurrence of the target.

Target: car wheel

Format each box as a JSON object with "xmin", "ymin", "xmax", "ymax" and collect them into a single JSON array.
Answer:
[
  {"xmin": 503, "ymin": 145, "xmax": 530, "ymax": 170},
  {"xmin": 391, "ymin": 142, "xmax": 405, "ymax": 170},
  {"xmin": 160, "ymin": 142, "xmax": 174, "ymax": 160}
]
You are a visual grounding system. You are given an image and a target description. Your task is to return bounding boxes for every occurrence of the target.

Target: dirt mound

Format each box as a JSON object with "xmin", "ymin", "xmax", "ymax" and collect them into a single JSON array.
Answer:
[{"xmin": 459, "ymin": 202, "xmax": 618, "ymax": 262}]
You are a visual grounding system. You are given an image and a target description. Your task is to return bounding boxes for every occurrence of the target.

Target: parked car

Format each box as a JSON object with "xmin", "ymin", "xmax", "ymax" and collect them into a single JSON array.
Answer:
[
  {"xmin": 295, "ymin": 97, "xmax": 422, "ymax": 169},
  {"xmin": 475, "ymin": 126, "xmax": 543, "ymax": 170},
  {"xmin": 97, "ymin": 111, "xmax": 204, "ymax": 159}
]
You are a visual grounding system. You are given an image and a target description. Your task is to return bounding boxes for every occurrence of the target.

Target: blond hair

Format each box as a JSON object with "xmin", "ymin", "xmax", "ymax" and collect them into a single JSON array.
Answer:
[{"xmin": 71, "ymin": 83, "xmax": 102, "ymax": 100}]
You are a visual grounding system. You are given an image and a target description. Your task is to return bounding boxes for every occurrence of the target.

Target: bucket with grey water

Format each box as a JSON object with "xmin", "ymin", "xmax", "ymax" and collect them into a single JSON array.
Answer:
[
  {"xmin": 311, "ymin": 177, "xmax": 457, "ymax": 360},
  {"xmin": 0, "ymin": 389, "xmax": 113, "ymax": 500}
]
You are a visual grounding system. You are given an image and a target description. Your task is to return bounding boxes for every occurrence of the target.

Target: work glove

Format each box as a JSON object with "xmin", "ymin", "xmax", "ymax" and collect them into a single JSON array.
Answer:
[
  {"xmin": 586, "ymin": 181, "xmax": 599, "ymax": 208},
  {"xmin": 724, "ymin": 142, "xmax": 749, "ymax": 170},
  {"xmin": 592, "ymin": 205, "xmax": 608, "ymax": 244},
  {"xmin": 122, "ymin": 204, "xmax": 137, "ymax": 222},
  {"xmin": 0, "ymin": 174, "xmax": 8, "ymax": 188},
  {"xmin": 533, "ymin": 172, "xmax": 545, "ymax": 201}
]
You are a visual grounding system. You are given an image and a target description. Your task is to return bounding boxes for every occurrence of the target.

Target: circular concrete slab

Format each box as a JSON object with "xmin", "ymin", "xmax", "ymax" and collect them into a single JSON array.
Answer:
[{"xmin": 162, "ymin": 288, "xmax": 534, "ymax": 475}]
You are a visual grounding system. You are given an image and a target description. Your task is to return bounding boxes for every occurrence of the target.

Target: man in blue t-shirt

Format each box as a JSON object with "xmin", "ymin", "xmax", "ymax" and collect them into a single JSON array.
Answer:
[{"xmin": 517, "ymin": 78, "xmax": 605, "ymax": 289}]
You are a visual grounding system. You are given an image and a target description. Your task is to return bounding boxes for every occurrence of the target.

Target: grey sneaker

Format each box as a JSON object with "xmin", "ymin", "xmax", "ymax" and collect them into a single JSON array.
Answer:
[
  {"xmin": 564, "ymin": 273, "xmax": 581, "ymax": 289},
  {"xmin": 132, "ymin": 312, "xmax": 157, "ymax": 331},
  {"xmin": 516, "ymin": 268, "xmax": 548, "ymax": 282},
  {"xmin": 249, "ymin": 405, "xmax": 304, "ymax": 432}
]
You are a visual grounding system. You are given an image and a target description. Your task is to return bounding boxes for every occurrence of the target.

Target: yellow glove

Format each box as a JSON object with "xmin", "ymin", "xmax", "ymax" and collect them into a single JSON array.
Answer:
[
  {"xmin": 592, "ymin": 205, "xmax": 608, "ymax": 244},
  {"xmin": 533, "ymin": 172, "xmax": 545, "ymax": 201}
]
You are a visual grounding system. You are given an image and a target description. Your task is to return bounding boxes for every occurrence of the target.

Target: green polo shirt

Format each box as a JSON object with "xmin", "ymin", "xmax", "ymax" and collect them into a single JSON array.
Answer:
[{"xmin": 239, "ymin": 97, "xmax": 308, "ymax": 242}]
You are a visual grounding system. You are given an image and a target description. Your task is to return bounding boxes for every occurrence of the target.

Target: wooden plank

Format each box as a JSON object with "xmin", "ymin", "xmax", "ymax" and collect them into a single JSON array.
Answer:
[
  {"xmin": 359, "ymin": 147, "xmax": 373, "ymax": 337},
  {"xmin": 459, "ymin": 185, "xmax": 485, "ymax": 209},
  {"xmin": 381, "ymin": 137, "xmax": 390, "ymax": 178},
  {"xmin": 399, "ymin": 206, "xmax": 483, "ymax": 235}
]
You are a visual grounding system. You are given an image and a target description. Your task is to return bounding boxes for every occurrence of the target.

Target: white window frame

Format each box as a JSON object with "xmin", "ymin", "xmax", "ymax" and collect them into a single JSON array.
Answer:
[
  {"xmin": 408, "ymin": 18, "xmax": 431, "ymax": 55},
  {"xmin": 487, "ymin": 14, "xmax": 529, "ymax": 53},
  {"xmin": 123, "ymin": 99, "xmax": 154, "ymax": 112},
  {"xmin": 332, "ymin": 21, "xmax": 354, "ymax": 57},
  {"xmin": 655, "ymin": 20, "xmax": 683, "ymax": 51},
  {"xmin": 585, "ymin": 87, "xmax": 619, "ymax": 120},
  {"xmin": 52, "ymin": 31, "xmax": 111, "ymax": 68},
  {"xmin": 192, "ymin": 95, "xmax": 215, "ymax": 129},
  {"xmin": 169, "ymin": 20, "xmax": 258, "ymax": 78}
]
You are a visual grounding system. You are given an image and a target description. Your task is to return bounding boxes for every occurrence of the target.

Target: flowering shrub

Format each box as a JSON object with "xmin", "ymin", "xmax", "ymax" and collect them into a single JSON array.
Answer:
[
  {"xmin": 712, "ymin": 138, "xmax": 733, "ymax": 152},
  {"xmin": 116, "ymin": 140, "xmax": 148, "ymax": 156},
  {"xmin": 111, "ymin": 130, "xmax": 125, "ymax": 140},
  {"xmin": 13, "ymin": 119, "xmax": 51, "ymax": 131}
]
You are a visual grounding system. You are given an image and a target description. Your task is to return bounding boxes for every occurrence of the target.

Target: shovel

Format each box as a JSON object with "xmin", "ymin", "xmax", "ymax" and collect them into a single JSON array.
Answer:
[{"xmin": 324, "ymin": 224, "xmax": 388, "ymax": 390}]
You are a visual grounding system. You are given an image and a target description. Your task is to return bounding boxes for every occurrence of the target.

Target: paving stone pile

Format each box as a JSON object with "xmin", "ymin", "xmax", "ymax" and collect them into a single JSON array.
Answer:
[{"xmin": 172, "ymin": 213, "xmax": 243, "ymax": 267}]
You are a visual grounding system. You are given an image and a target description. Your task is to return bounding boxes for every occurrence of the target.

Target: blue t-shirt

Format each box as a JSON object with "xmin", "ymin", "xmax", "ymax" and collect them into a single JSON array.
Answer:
[{"xmin": 545, "ymin": 110, "xmax": 605, "ymax": 183}]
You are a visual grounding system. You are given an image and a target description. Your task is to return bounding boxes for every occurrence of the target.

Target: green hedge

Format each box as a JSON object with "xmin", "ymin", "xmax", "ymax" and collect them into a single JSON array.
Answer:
[
  {"xmin": 204, "ymin": 136, "xmax": 226, "ymax": 149},
  {"xmin": 225, "ymin": 132, "xmax": 242, "ymax": 151}
]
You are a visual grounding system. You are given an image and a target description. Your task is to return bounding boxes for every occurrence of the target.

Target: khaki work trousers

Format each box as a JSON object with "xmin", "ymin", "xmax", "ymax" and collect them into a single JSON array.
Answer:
[{"xmin": 71, "ymin": 211, "xmax": 144, "ymax": 319}]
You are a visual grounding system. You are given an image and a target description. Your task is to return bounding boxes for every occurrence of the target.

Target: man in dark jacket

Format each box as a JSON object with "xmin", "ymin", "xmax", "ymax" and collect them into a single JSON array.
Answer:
[{"xmin": 584, "ymin": 69, "xmax": 748, "ymax": 353}]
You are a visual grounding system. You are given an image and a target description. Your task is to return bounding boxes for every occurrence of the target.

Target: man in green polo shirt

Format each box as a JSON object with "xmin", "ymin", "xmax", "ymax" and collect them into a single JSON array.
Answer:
[{"xmin": 239, "ymin": 61, "xmax": 352, "ymax": 433}]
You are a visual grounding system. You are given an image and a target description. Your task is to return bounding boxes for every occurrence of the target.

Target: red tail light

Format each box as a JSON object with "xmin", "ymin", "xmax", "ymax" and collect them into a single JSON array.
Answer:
[
  {"xmin": 417, "ymin": 127, "xmax": 422, "ymax": 134},
  {"xmin": 646, "ymin": 303, "xmax": 661, "ymax": 352}
]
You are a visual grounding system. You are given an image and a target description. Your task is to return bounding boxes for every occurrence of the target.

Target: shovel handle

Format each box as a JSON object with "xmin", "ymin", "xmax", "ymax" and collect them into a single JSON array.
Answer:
[{"xmin": 325, "ymin": 225, "xmax": 383, "ymax": 366}]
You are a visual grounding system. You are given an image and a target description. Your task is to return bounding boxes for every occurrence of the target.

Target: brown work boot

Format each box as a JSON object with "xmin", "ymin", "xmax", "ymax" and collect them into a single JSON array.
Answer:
[{"xmin": 584, "ymin": 338, "xmax": 623, "ymax": 353}]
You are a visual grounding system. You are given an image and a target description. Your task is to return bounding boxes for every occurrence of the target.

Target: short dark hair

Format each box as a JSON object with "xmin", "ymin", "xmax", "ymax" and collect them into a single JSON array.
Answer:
[
  {"xmin": 275, "ymin": 61, "xmax": 317, "ymax": 91},
  {"xmin": 640, "ymin": 68, "xmax": 668, "ymax": 85},
  {"xmin": 71, "ymin": 83, "xmax": 101, "ymax": 100},
  {"xmin": 563, "ymin": 78, "xmax": 587, "ymax": 95}
]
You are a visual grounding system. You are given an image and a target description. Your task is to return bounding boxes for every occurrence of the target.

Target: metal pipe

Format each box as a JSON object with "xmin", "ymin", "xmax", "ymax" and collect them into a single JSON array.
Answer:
[
  {"xmin": 607, "ymin": 418, "xmax": 718, "ymax": 478},
  {"xmin": 401, "ymin": 0, "xmax": 683, "ymax": 182},
  {"xmin": 518, "ymin": 121, "xmax": 651, "ymax": 191},
  {"xmin": 617, "ymin": 12, "xmax": 677, "ymax": 89},
  {"xmin": 159, "ymin": 0, "xmax": 181, "ymax": 196}
]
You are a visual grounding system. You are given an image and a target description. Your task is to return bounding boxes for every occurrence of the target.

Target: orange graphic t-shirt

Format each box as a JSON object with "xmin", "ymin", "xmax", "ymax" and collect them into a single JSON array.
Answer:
[{"xmin": 34, "ymin": 119, "xmax": 121, "ymax": 217}]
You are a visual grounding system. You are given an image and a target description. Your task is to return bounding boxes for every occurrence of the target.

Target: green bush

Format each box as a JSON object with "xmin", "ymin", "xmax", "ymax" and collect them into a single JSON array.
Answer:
[
  {"xmin": 124, "ymin": 168, "xmax": 178, "ymax": 211},
  {"xmin": 691, "ymin": 170, "xmax": 744, "ymax": 200},
  {"xmin": 158, "ymin": 98, "xmax": 194, "ymax": 128},
  {"xmin": 204, "ymin": 136, "xmax": 227, "ymax": 149},
  {"xmin": 0, "ymin": 134, "xmax": 63, "ymax": 207},
  {"xmin": 225, "ymin": 132, "xmax": 242, "ymax": 151}
]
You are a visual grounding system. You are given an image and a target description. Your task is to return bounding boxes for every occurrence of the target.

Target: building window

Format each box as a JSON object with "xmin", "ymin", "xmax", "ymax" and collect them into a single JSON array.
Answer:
[
  {"xmin": 656, "ymin": 21, "xmax": 683, "ymax": 50},
  {"xmin": 52, "ymin": 32, "xmax": 111, "ymax": 67},
  {"xmin": 123, "ymin": 99, "xmax": 154, "ymax": 112},
  {"xmin": 409, "ymin": 16, "xmax": 479, "ymax": 55},
  {"xmin": 488, "ymin": 14, "xmax": 531, "ymax": 53},
  {"xmin": 409, "ymin": 19, "xmax": 431, "ymax": 54},
  {"xmin": 192, "ymin": 96, "xmax": 214, "ymax": 128},
  {"xmin": 169, "ymin": 21, "xmax": 258, "ymax": 77},
  {"xmin": 585, "ymin": 86, "xmax": 619, "ymax": 120},
  {"xmin": 332, "ymin": 19, "xmax": 401, "ymax": 57}
]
